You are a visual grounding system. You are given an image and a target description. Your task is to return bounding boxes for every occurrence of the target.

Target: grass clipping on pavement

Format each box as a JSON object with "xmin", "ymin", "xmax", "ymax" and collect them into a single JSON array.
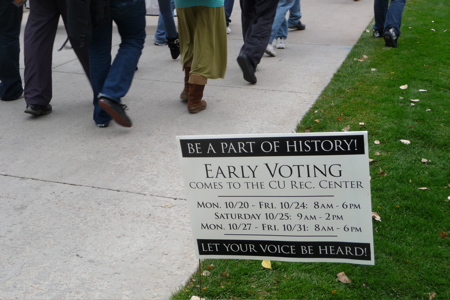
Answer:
[{"xmin": 172, "ymin": 1, "xmax": 450, "ymax": 299}]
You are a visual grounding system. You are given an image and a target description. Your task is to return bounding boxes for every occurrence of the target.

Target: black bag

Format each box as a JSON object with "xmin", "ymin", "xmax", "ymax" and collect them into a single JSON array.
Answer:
[{"xmin": 66, "ymin": 0, "xmax": 110, "ymax": 47}]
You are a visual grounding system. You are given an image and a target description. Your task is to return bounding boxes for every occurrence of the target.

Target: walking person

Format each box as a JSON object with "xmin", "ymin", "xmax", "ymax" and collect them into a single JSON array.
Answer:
[
  {"xmin": 23, "ymin": 0, "xmax": 90, "ymax": 116},
  {"xmin": 176, "ymin": 0, "xmax": 227, "ymax": 114},
  {"xmin": 224, "ymin": 0, "xmax": 234, "ymax": 34},
  {"xmin": 0, "ymin": 1, "xmax": 23, "ymax": 101},
  {"xmin": 89, "ymin": 0, "xmax": 147, "ymax": 127},
  {"xmin": 236, "ymin": 0, "xmax": 278, "ymax": 84},
  {"xmin": 373, "ymin": 0, "xmax": 406, "ymax": 48}
]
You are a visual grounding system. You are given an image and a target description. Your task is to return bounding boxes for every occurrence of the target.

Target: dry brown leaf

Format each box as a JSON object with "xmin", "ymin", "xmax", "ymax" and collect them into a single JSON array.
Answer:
[
  {"xmin": 429, "ymin": 292, "xmax": 437, "ymax": 300},
  {"xmin": 337, "ymin": 272, "xmax": 352, "ymax": 283},
  {"xmin": 400, "ymin": 139, "xmax": 411, "ymax": 145},
  {"xmin": 207, "ymin": 264, "xmax": 215, "ymax": 270},
  {"xmin": 314, "ymin": 119, "xmax": 320, "ymax": 123},
  {"xmin": 372, "ymin": 212, "xmax": 382, "ymax": 222},
  {"xmin": 342, "ymin": 125, "xmax": 351, "ymax": 132},
  {"xmin": 439, "ymin": 232, "xmax": 448, "ymax": 239},
  {"xmin": 202, "ymin": 270, "xmax": 211, "ymax": 276}
]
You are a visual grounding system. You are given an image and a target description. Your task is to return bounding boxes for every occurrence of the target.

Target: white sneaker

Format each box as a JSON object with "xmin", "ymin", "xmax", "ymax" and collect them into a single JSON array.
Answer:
[
  {"xmin": 265, "ymin": 44, "xmax": 276, "ymax": 57},
  {"xmin": 226, "ymin": 26, "xmax": 231, "ymax": 34},
  {"xmin": 275, "ymin": 38, "xmax": 286, "ymax": 49}
]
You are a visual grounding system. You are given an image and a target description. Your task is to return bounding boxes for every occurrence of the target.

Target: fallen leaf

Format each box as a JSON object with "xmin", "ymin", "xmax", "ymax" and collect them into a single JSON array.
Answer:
[
  {"xmin": 337, "ymin": 272, "xmax": 352, "ymax": 283},
  {"xmin": 419, "ymin": 89, "xmax": 427, "ymax": 92},
  {"xmin": 426, "ymin": 108, "xmax": 431, "ymax": 111},
  {"xmin": 400, "ymin": 139, "xmax": 411, "ymax": 145},
  {"xmin": 220, "ymin": 271, "xmax": 230, "ymax": 278},
  {"xmin": 202, "ymin": 270, "xmax": 211, "ymax": 276},
  {"xmin": 378, "ymin": 169, "xmax": 386, "ymax": 176},
  {"xmin": 418, "ymin": 187, "xmax": 428, "ymax": 190},
  {"xmin": 410, "ymin": 99, "xmax": 420, "ymax": 102},
  {"xmin": 429, "ymin": 292, "xmax": 437, "ymax": 300},
  {"xmin": 371, "ymin": 68, "xmax": 377, "ymax": 71},
  {"xmin": 374, "ymin": 140, "xmax": 381, "ymax": 144},
  {"xmin": 375, "ymin": 152, "xmax": 381, "ymax": 155},
  {"xmin": 314, "ymin": 119, "xmax": 320, "ymax": 123},
  {"xmin": 421, "ymin": 158, "xmax": 429, "ymax": 163},
  {"xmin": 359, "ymin": 122, "xmax": 365, "ymax": 126},
  {"xmin": 207, "ymin": 264, "xmax": 215, "ymax": 270},
  {"xmin": 337, "ymin": 117, "xmax": 343, "ymax": 121},
  {"xmin": 400, "ymin": 84, "xmax": 408, "ymax": 89},
  {"xmin": 190, "ymin": 296, "xmax": 205, "ymax": 300},
  {"xmin": 342, "ymin": 125, "xmax": 351, "ymax": 132},
  {"xmin": 369, "ymin": 158, "xmax": 375, "ymax": 163},
  {"xmin": 332, "ymin": 290, "xmax": 337, "ymax": 294},
  {"xmin": 262, "ymin": 260, "xmax": 272, "ymax": 269},
  {"xmin": 439, "ymin": 232, "xmax": 448, "ymax": 239},
  {"xmin": 372, "ymin": 212, "xmax": 382, "ymax": 222}
]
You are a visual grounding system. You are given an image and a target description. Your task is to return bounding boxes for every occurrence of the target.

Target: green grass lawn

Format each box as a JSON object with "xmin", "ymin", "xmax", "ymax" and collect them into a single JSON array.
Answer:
[{"xmin": 171, "ymin": 0, "xmax": 449, "ymax": 299}]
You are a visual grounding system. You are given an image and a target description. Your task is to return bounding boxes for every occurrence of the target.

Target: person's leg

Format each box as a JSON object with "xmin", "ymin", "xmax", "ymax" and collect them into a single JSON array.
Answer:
[
  {"xmin": 154, "ymin": 14, "xmax": 168, "ymax": 45},
  {"xmin": 373, "ymin": 0, "xmax": 388, "ymax": 32},
  {"xmin": 384, "ymin": 0, "xmax": 406, "ymax": 36},
  {"xmin": 24, "ymin": 0, "xmax": 60, "ymax": 106},
  {"xmin": 100, "ymin": 0, "xmax": 146, "ymax": 102},
  {"xmin": 268, "ymin": 0, "xmax": 293, "ymax": 45},
  {"xmin": 0, "ymin": 2, "xmax": 23, "ymax": 100},
  {"xmin": 158, "ymin": 0, "xmax": 177, "ymax": 39},
  {"xmin": 88, "ymin": 20, "xmax": 113, "ymax": 125},
  {"xmin": 239, "ymin": 0, "xmax": 278, "ymax": 68},
  {"xmin": 224, "ymin": 0, "xmax": 235, "ymax": 26},
  {"xmin": 287, "ymin": 0, "xmax": 301, "ymax": 26}
]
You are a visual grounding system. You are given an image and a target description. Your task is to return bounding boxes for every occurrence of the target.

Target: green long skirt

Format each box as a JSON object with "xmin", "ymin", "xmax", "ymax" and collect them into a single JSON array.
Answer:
[{"xmin": 176, "ymin": 6, "xmax": 227, "ymax": 79}]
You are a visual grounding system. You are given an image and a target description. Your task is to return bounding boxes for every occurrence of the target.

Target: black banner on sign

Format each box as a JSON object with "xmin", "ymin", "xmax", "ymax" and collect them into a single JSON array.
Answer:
[
  {"xmin": 197, "ymin": 239, "xmax": 371, "ymax": 261},
  {"xmin": 180, "ymin": 135, "xmax": 365, "ymax": 158}
]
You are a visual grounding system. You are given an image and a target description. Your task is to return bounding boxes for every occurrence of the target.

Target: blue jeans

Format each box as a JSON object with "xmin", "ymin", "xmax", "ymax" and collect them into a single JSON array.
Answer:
[
  {"xmin": 276, "ymin": 0, "xmax": 302, "ymax": 39},
  {"xmin": 155, "ymin": 0, "xmax": 176, "ymax": 43},
  {"xmin": 374, "ymin": 0, "xmax": 406, "ymax": 36},
  {"xmin": 0, "ymin": 2, "xmax": 23, "ymax": 100},
  {"xmin": 269, "ymin": 0, "xmax": 295, "ymax": 44},
  {"xmin": 89, "ymin": 0, "xmax": 146, "ymax": 124},
  {"xmin": 225, "ymin": 0, "xmax": 235, "ymax": 26}
]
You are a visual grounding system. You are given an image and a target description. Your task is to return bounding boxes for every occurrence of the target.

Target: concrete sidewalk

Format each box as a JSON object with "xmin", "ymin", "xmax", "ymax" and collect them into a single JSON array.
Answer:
[{"xmin": 0, "ymin": 1, "xmax": 374, "ymax": 299}]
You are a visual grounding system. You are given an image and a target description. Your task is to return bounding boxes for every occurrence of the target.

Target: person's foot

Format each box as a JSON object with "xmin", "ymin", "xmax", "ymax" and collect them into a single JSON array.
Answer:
[
  {"xmin": 384, "ymin": 27, "xmax": 398, "ymax": 48},
  {"xmin": 237, "ymin": 54, "xmax": 257, "ymax": 84},
  {"xmin": 167, "ymin": 37, "xmax": 180, "ymax": 59},
  {"xmin": 226, "ymin": 26, "xmax": 231, "ymax": 34},
  {"xmin": 275, "ymin": 38, "xmax": 286, "ymax": 49},
  {"xmin": 24, "ymin": 104, "xmax": 52, "ymax": 116},
  {"xmin": 154, "ymin": 41, "xmax": 167, "ymax": 46},
  {"xmin": 373, "ymin": 29, "xmax": 383, "ymax": 38},
  {"xmin": 265, "ymin": 44, "xmax": 277, "ymax": 57},
  {"xmin": 98, "ymin": 98, "xmax": 132, "ymax": 128},
  {"xmin": 288, "ymin": 21, "xmax": 306, "ymax": 30}
]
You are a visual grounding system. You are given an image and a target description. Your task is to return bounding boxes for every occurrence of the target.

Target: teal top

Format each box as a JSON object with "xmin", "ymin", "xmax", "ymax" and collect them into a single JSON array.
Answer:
[{"xmin": 174, "ymin": 0, "xmax": 224, "ymax": 8}]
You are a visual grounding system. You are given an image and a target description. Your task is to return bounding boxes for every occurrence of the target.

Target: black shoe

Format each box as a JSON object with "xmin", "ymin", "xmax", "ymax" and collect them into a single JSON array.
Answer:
[
  {"xmin": 289, "ymin": 21, "xmax": 306, "ymax": 30},
  {"xmin": 237, "ymin": 54, "xmax": 257, "ymax": 84},
  {"xmin": 372, "ymin": 29, "xmax": 383, "ymax": 38},
  {"xmin": 24, "ymin": 104, "xmax": 52, "ymax": 116},
  {"xmin": 384, "ymin": 27, "xmax": 398, "ymax": 48},
  {"xmin": 98, "ymin": 98, "xmax": 132, "ymax": 128},
  {"xmin": 168, "ymin": 37, "xmax": 180, "ymax": 60}
]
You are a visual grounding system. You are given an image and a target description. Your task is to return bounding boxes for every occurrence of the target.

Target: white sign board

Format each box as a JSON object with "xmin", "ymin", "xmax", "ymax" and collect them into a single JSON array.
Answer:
[{"xmin": 177, "ymin": 132, "xmax": 374, "ymax": 265}]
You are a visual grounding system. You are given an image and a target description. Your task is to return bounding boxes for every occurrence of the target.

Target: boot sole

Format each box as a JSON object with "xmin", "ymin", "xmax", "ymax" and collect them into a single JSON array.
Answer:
[{"xmin": 99, "ymin": 99, "xmax": 132, "ymax": 128}]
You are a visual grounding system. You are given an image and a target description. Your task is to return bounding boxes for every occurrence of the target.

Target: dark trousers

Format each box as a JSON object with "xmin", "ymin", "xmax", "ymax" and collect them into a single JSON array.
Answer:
[
  {"xmin": 239, "ymin": 0, "xmax": 277, "ymax": 68},
  {"xmin": 24, "ymin": 0, "xmax": 90, "ymax": 105},
  {"xmin": 0, "ymin": 2, "xmax": 23, "ymax": 100}
]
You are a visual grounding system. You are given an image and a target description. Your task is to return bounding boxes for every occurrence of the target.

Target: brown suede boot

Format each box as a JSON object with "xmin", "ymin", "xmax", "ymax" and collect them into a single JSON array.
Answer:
[
  {"xmin": 180, "ymin": 62, "xmax": 191, "ymax": 102},
  {"xmin": 188, "ymin": 74, "xmax": 207, "ymax": 113}
]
